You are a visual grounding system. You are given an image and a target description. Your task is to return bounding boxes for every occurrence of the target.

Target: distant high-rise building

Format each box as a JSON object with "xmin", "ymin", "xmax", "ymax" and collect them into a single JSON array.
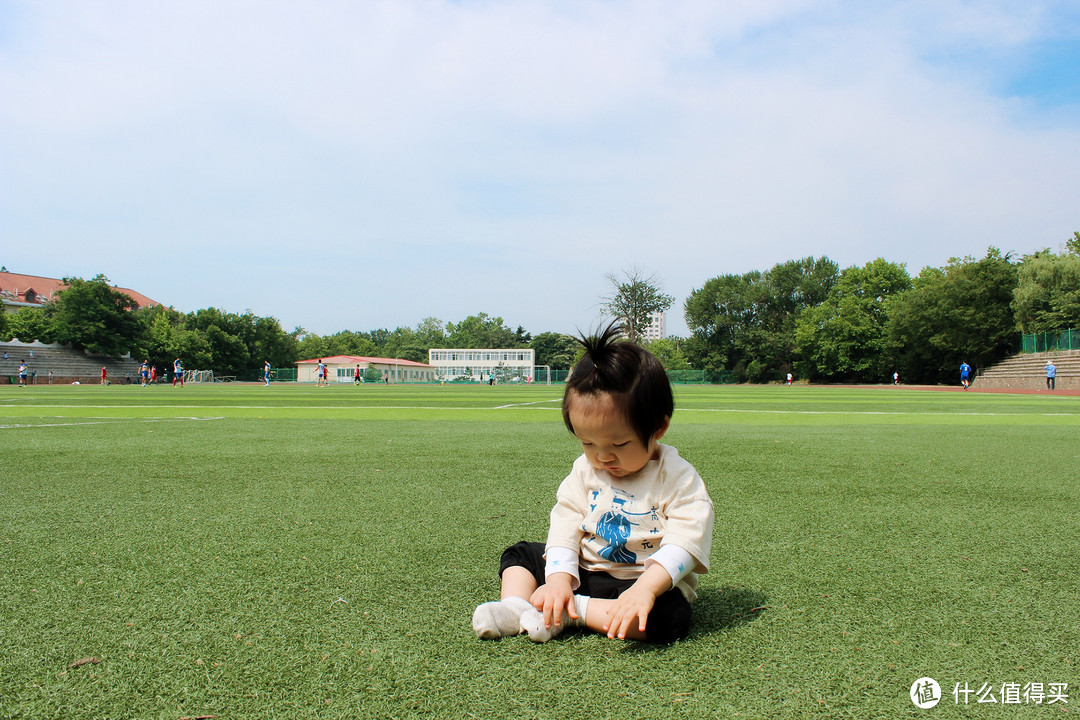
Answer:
[{"xmin": 641, "ymin": 311, "xmax": 666, "ymax": 341}]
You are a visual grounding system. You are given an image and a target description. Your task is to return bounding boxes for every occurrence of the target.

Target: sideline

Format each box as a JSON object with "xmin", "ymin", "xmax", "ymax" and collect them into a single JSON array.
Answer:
[{"xmin": 0, "ymin": 416, "xmax": 225, "ymax": 429}]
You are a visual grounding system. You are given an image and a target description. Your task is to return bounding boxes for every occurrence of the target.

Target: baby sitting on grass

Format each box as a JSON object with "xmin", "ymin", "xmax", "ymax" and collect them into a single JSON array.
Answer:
[{"xmin": 473, "ymin": 323, "xmax": 714, "ymax": 643}]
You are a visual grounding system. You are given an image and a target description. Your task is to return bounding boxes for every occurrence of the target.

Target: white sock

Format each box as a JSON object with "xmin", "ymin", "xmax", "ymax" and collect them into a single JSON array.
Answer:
[
  {"xmin": 574, "ymin": 594, "xmax": 590, "ymax": 623},
  {"xmin": 521, "ymin": 595, "xmax": 590, "ymax": 643},
  {"xmin": 472, "ymin": 596, "xmax": 533, "ymax": 639}
]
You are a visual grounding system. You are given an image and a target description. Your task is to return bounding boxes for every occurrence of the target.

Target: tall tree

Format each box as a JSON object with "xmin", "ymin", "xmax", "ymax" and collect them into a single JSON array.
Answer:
[
  {"xmin": 886, "ymin": 248, "xmax": 1018, "ymax": 384},
  {"xmin": 601, "ymin": 268, "xmax": 674, "ymax": 344},
  {"xmin": 1067, "ymin": 231, "xmax": 1080, "ymax": 256},
  {"xmin": 446, "ymin": 313, "xmax": 518, "ymax": 348},
  {"xmin": 50, "ymin": 275, "xmax": 140, "ymax": 355},
  {"xmin": 1012, "ymin": 249, "xmax": 1080, "ymax": 334},
  {"xmin": 684, "ymin": 257, "xmax": 837, "ymax": 382},
  {"xmin": 795, "ymin": 259, "xmax": 912, "ymax": 382},
  {"xmin": 414, "ymin": 317, "xmax": 448, "ymax": 350},
  {"xmin": 530, "ymin": 332, "xmax": 579, "ymax": 371},
  {"xmin": 8, "ymin": 307, "xmax": 54, "ymax": 344}
]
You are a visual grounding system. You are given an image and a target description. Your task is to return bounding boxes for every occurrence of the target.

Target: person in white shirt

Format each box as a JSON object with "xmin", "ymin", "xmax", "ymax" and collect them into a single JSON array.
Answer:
[{"xmin": 473, "ymin": 323, "xmax": 714, "ymax": 644}]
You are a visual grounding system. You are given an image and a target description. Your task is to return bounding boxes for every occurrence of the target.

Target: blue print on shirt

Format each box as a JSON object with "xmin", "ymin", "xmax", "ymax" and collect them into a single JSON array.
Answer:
[{"xmin": 596, "ymin": 510, "xmax": 636, "ymax": 563}]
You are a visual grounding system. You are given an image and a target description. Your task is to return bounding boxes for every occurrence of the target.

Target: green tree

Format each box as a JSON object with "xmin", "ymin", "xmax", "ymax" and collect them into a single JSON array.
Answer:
[
  {"xmin": 414, "ymin": 317, "xmax": 448, "ymax": 350},
  {"xmin": 446, "ymin": 313, "xmax": 518, "ymax": 349},
  {"xmin": 247, "ymin": 315, "xmax": 300, "ymax": 370},
  {"xmin": 8, "ymin": 307, "xmax": 54, "ymax": 343},
  {"xmin": 643, "ymin": 337, "xmax": 689, "ymax": 371},
  {"xmin": 530, "ymin": 332, "xmax": 579, "ymax": 372},
  {"xmin": 886, "ymin": 248, "xmax": 1019, "ymax": 384},
  {"xmin": 795, "ymin": 259, "xmax": 912, "ymax": 382},
  {"xmin": 381, "ymin": 326, "xmax": 429, "ymax": 362},
  {"xmin": 297, "ymin": 332, "xmax": 331, "ymax": 361},
  {"xmin": 0, "ymin": 307, "xmax": 10, "ymax": 341},
  {"xmin": 684, "ymin": 257, "xmax": 838, "ymax": 382},
  {"xmin": 1066, "ymin": 231, "xmax": 1080, "ymax": 256},
  {"xmin": 50, "ymin": 275, "xmax": 140, "ymax": 355},
  {"xmin": 1011, "ymin": 250, "xmax": 1080, "ymax": 334},
  {"xmin": 322, "ymin": 331, "xmax": 379, "ymax": 357},
  {"xmin": 601, "ymin": 268, "xmax": 674, "ymax": 344}
]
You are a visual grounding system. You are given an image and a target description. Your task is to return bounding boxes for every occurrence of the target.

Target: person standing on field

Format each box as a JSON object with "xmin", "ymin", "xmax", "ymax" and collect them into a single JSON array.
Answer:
[
  {"xmin": 173, "ymin": 358, "xmax": 184, "ymax": 387},
  {"xmin": 1045, "ymin": 360, "xmax": 1057, "ymax": 391}
]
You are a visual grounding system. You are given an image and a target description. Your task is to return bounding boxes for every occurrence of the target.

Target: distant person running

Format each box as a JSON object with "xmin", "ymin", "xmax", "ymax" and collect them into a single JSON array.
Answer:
[
  {"xmin": 786, "ymin": 372, "xmax": 793, "ymax": 386},
  {"xmin": 150, "ymin": 365, "xmax": 157, "ymax": 384},
  {"xmin": 264, "ymin": 360, "xmax": 272, "ymax": 387},
  {"xmin": 173, "ymin": 358, "xmax": 184, "ymax": 387},
  {"xmin": 1045, "ymin": 360, "xmax": 1057, "ymax": 391},
  {"xmin": 316, "ymin": 360, "xmax": 327, "ymax": 387},
  {"xmin": 893, "ymin": 371, "xmax": 899, "ymax": 385},
  {"xmin": 959, "ymin": 362, "xmax": 971, "ymax": 390},
  {"xmin": 354, "ymin": 364, "xmax": 362, "ymax": 385}
]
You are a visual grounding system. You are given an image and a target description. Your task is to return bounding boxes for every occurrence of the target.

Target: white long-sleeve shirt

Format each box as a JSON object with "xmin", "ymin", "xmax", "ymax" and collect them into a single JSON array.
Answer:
[{"xmin": 546, "ymin": 443, "xmax": 714, "ymax": 601}]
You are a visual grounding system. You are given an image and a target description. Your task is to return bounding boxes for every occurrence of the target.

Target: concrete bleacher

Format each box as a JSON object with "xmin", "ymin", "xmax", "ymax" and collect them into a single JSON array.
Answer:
[
  {"xmin": 976, "ymin": 349, "xmax": 1080, "ymax": 391},
  {"xmin": 0, "ymin": 341, "xmax": 141, "ymax": 385}
]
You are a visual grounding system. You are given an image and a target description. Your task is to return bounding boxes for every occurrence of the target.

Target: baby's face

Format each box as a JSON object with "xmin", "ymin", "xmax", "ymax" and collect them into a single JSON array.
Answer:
[{"xmin": 567, "ymin": 393, "xmax": 659, "ymax": 479}]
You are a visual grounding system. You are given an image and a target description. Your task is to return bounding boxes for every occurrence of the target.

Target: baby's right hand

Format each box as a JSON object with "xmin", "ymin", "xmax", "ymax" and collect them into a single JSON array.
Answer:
[{"xmin": 530, "ymin": 573, "xmax": 577, "ymax": 629}]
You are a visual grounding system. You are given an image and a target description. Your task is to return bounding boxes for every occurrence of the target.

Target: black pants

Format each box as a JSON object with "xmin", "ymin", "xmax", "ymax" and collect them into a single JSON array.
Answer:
[{"xmin": 498, "ymin": 541, "xmax": 693, "ymax": 643}]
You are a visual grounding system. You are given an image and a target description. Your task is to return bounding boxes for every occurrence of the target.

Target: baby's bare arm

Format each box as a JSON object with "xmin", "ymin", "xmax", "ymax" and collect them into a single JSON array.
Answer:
[{"xmin": 603, "ymin": 563, "xmax": 672, "ymax": 639}]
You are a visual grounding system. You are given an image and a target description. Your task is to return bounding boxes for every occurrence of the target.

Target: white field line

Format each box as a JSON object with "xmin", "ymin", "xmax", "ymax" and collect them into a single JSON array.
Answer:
[
  {"xmin": 1, "ymin": 403, "xmax": 1077, "ymax": 418},
  {"xmin": 493, "ymin": 399, "xmax": 562, "ymax": 409},
  {"xmin": 677, "ymin": 408, "xmax": 1080, "ymax": 417},
  {"xmin": 0, "ymin": 416, "xmax": 224, "ymax": 429}
]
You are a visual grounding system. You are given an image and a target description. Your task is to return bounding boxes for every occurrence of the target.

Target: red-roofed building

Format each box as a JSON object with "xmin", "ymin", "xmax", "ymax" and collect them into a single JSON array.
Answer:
[
  {"xmin": 296, "ymin": 355, "xmax": 435, "ymax": 384},
  {"xmin": 0, "ymin": 270, "xmax": 160, "ymax": 313}
]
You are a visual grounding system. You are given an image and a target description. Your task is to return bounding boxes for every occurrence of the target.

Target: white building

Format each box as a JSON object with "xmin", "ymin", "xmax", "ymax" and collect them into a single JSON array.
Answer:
[
  {"xmin": 641, "ymin": 311, "xmax": 666, "ymax": 341},
  {"xmin": 427, "ymin": 348, "xmax": 536, "ymax": 382},
  {"xmin": 296, "ymin": 355, "xmax": 435, "ymax": 383}
]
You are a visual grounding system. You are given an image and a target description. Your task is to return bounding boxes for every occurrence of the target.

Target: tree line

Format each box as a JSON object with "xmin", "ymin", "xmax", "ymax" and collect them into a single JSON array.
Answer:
[
  {"xmin": 3, "ymin": 236, "xmax": 1078, "ymax": 384},
  {"xmin": 684, "ymin": 236, "xmax": 1080, "ymax": 385}
]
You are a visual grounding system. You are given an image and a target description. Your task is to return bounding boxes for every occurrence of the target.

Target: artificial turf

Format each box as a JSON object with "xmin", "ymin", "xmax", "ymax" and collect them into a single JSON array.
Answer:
[{"xmin": 1, "ymin": 383, "xmax": 1077, "ymax": 718}]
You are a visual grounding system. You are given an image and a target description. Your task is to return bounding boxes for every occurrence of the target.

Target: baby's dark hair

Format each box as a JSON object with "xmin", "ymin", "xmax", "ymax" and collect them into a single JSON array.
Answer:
[{"xmin": 562, "ymin": 322, "xmax": 674, "ymax": 446}]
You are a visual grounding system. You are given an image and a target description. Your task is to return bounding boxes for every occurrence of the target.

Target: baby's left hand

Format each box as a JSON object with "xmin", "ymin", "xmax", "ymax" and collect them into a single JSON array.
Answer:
[{"xmin": 603, "ymin": 585, "xmax": 655, "ymax": 639}]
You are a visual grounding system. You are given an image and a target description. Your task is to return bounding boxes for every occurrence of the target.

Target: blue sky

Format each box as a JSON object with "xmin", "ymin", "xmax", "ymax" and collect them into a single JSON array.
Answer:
[{"xmin": 2, "ymin": 0, "xmax": 1078, "ymax": 339}]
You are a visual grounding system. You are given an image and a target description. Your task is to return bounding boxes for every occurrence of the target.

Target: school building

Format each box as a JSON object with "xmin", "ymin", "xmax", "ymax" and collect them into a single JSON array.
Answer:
[
  {"xmin": 0, "ymin": 270, "xmax": 159, "ymax": 313},
  {"xmin": 295, "ymin": 355, "xmax": 436, "ymax": 384},
  {"xmin": 427, "ymin": 348, "xmax": 536, "ymax": 382}
]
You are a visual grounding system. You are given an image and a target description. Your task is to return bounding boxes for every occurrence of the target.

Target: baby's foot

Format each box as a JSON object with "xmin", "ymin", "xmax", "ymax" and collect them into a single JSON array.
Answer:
[
  {"xmin": 519, "ymin": 608, "xmax": 573, "ymax": 643},
  {"xmin": 471, "ymin": 597, "xmax": 533, "ymax": 639}
]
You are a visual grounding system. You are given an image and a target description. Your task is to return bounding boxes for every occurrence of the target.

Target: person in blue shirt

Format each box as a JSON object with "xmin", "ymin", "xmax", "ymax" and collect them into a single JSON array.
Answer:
[
  {"xmin": 1045, "ymin": 361, "xmax": 1056, "ymax": 391},
  {"xmin": 959, "ymin": 362, "xmax": 971, "ymax": 390},
  {"xmin": 264, "ymin": 360, "xmax": 272, "ymax": 387}
]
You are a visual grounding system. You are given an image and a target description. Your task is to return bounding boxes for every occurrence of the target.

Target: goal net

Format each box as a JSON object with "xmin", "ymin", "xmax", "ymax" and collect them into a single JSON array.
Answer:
[{"xmin": 184, "ymin": 369, "xmax": 215, "ymax": 383}]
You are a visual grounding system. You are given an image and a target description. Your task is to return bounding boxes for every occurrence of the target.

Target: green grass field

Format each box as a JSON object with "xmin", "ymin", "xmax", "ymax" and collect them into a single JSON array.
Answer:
[{"xmin": 1, "ymin": 382, "xmax": 1077, "ymax": 719}]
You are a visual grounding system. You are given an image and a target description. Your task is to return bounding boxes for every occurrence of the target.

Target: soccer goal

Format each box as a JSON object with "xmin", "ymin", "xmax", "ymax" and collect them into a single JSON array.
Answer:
[
  {"xmin": 183, "ymin": 369, "xmax": 215, "ymax": 383},
  {"xmin": 530, "ymin": 365, "xmax": 551, "ymax": 385}
]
